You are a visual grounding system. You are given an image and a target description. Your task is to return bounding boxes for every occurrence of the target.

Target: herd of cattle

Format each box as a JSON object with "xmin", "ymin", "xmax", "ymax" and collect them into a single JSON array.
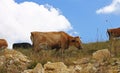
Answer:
[{"xmin": 0, "ymin": 27, "xmax": 120, "ymax": 51}]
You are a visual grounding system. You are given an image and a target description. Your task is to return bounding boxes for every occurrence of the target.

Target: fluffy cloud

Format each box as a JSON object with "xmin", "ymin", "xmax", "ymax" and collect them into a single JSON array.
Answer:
[
  {"xmin": 0, "ymin": 0, "xmax": 72, "ymax": 48},
  {"xmin": 96, "ymin": 0, "xmax": 120, "ymax": 14}
]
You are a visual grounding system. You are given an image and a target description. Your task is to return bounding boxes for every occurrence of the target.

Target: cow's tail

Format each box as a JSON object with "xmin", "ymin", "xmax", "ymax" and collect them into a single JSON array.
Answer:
[{"xmin": 106, "ymin": 29, "xmax": 109, "ymax": 40}]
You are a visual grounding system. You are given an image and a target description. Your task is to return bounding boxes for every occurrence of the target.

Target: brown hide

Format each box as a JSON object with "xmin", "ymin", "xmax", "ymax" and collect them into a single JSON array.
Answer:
[
  {"xmin": 0, "ymin": 39, "xmax": 8, "ymax": 49},
  {"xmin": 107, "ymin": 28, "xmax": 120, "ymax": 40},
  {"xmin": 30, "ymin": 31, "xmax": 82, "ymax": 51}
]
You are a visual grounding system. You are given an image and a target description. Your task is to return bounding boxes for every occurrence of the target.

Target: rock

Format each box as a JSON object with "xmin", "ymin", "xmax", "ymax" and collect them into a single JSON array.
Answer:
[
  {"xmin": 22, "ymin": 69, "xmax": 33, "ymax": 73},
  {"xmin": 79, "ymin": 58, "xmax": 90, "ymax": 64},
  {"xmin": 68, "ymin": 65, "xmax": 82, "ymax": 73},
  {"xmin": 69, "ymin": 63, "xmax": 97, "ymax": 73},
  {"xmin": 22, "ymin": 63, "xmax": 44, "ymax": 73},
  {"xmin": 81, "ymin": 63, "xmax": 97, "ymax": 73},
  {"xmin": 108, "ymin": 66, "xmax": 119, "ymax": 73},
  {"xmin": 0, "ymin": 49, "xmax": 31, "ymax": 73},
  {"xmin": 0, "ymin": 56, "xmax": 5, "ymax": 66},
  {"xmin": 4, "ymin": 49, "xmax": 30, "ymax": 63},
  {"xmin": 44, "ymin": 62, "xmax": 69, "ymax": 73},
  {"xmin": 92, "ymin": 49, "xmax": 111, "ymax": 63},
  {"xmin": 110, "ymin": 58, "xmax": 120, "ymax": 66},
  {"xmin": 108, "ymin": 70, "xmax": 118, "ymax": 73},
  {"xmin": 33, "ymin": 63, "xmax": 44, "ymax": 73},
  {"xmin": 73, "ymin": 58, "xmax": 90, "ymax": 65},
  {"xmin": 93, "ymin": 62, "xmax": 100, "ymax": 68},
  {"xmin": 108, "ymin": 70, "xmax": 119, "ymax": 73}
]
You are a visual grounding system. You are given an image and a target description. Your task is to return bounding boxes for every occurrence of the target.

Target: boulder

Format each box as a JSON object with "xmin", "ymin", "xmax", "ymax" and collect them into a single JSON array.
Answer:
[
  {"xmin": 44, "ymin": 62, "xmax": 69, "ymax": 73},
  {"xmin": 68, "ymin": 65, "xmax": 82, "ymax": 73},
  {"xmin": 0, "ymin": 49, "xmax": 31, "ymax": 73},
  {"xmin": 73, "ymin": 58, "xmax": 90, "ymax": 65},
  {"xmin": 80, "ymin": 63, "xmax": 97, "ymax": 73},
  {"xmin": 22, "ymin": 69, "xmax": 33, "ymax": 73},
  {"xmin": 92, "ymin": 49, "xmax": 111, "ymax": 63},
  {"xmin": 33, "ymin": 63, "xmax": 44, "ymax": 73},
  {"xmin": 22, "ymin": 63, "xmax": 44, "ymax": 73},
  {"xmin": 108, "ymin": 70, "xmax": 118, "ymax": 73},
  {"xmin": 0, "ymin": 56, "xmax": 5, "ymax": 66}
]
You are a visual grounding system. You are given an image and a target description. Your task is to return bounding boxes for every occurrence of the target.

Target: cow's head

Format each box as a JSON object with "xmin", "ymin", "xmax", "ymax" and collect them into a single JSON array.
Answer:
[
  {"xmin": 30, "ymin": 32, "xmax": 34, "ymax": 42},
  {"xmin": 30, "ymin": 32, "xmax": 38, "ymax": 46},
  {"xmin": 69, "ymin": 36, "xmax": 82, "ymax": 49},
  {"xmin": 30, "ymin": 32, "xmax": 37, "ymax": 42}
]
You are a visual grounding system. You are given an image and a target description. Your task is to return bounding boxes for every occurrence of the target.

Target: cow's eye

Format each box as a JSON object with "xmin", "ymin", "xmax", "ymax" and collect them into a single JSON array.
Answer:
[{"xmin": 71, "ymin": 40, "xmax": 76, "ymax": 42}]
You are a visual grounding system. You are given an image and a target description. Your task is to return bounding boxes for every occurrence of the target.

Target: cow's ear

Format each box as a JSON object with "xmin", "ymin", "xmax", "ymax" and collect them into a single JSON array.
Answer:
[
  {"xmin": 75, "ymin": 36, "xmax": 80, "ymax": 39},
  {"xmin": 31, "ymin": 32, "xmax": 35, "ymax": 37},
  {"xmin": 31, "ymin": 32, "xmax": 33, "ymax": 36}
]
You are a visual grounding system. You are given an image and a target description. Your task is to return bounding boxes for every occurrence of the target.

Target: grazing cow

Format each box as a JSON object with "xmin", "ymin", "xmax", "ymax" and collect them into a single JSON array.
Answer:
[
  {"xmin": 0, "ymin": 39, "xmax": 8, "ymax": 49},
  {"xmin": 30, "ymin": 31, "xmax": 82, "ymax": 52},
  {"xmin": 107, "ymin": 27, "xmax": 120, "ymax": 40},
  {"xmin": 13, "ymin": 42, "xmax": 32, "ymax": 49}
]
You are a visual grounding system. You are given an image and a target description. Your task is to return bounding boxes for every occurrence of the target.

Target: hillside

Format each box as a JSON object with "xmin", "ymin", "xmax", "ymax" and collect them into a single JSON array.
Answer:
[
  {"xmin": 15, "ymin": 40, "xmax": 120, "ymax": 65},
  {"xmin": 0, "ymin": 39, "xmax": 120, "ymax": 73}
]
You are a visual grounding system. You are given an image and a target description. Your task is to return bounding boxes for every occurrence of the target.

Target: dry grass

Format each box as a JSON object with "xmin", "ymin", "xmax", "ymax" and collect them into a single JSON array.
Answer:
[
  {"xmin": 0, "ymin": 39, "xmax": 120, "ymax": 73},
  {"xmin": 13, "ymin": 39, "xmax": 120, "ymax": 68}
]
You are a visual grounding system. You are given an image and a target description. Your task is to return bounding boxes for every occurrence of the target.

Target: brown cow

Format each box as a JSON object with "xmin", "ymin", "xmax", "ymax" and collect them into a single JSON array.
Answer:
[
  {"xmin": 0, "ymin": 39, "xmax": 8, "ymax": 49},
  {"xmin": 30, "ymin": 31, "xmax": 82, "ymax": 52},
  {"xmin": 107, "ymin": 27, "xmax": 120, "ymax": 40}
]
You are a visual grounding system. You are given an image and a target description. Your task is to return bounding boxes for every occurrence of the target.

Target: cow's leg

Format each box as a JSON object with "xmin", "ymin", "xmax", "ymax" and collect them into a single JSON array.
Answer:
[
  {"xmin": 54, "ymin": 48, "xmax": 58, "ymax": 51},
  {"xmin": 39, "ymin": 42, "xmax": 50, "ymax": 50},
  {"xmin": 109, "ymin": 36, "xmax": 114, "ymax": 40},
  {"xmin": 33, "ymin": 43, "xmax": 41, "ymax": 52},
  {"xmin": 1, "ymin": 46, "xmax": 6, "ymax": 49},
  {"xmin": 34, "ymin": 46, "xmax": 39, "ymax": 52},
  {"xmin": 61, "ymin": 42, "xmax": 67, "ymax": 52}
]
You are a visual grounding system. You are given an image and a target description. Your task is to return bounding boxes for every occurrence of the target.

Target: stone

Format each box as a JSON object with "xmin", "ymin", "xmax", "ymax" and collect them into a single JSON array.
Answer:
[
  {"xmin": 22, "ymin": 63, "xmax": 44, "ymax": 73},
  {"xmin": 0, "ymin": 56, "xmax": 5, "ymax": 66},
  {"xmin": 44, "ymin": 62, "xmax": 69, "ymax": 73},
  {"xmin": 92, "ymin": 49, "xmax": 111, "ymax": 63},
  {"xmin": 68, "ymin": 65, "xmax": 82, "ymax": 73},
  {"xmin": 81, "ymin": 63, "xmax": 97, "ymax": 73},
  {"xmin": 33, "ymin": 63, "xmax": 44, "ymax": 73},
  {"xmin": 79, "ymin": 58, "xmax": 90, "ymax": 64},
  {"xmin": 73, "ymin": 58, "xmax": 90, "ymax": 65},
  {"xmin": 108, "ymin": 70, "xmax": 118, "ymax": 73},
  {"xmin": 0, "ymin": 49, "xmax": 31, "ymax": 73},
  {"xmin": 22, "ymin": 69, "xmax": 33, "ymax": 73}
]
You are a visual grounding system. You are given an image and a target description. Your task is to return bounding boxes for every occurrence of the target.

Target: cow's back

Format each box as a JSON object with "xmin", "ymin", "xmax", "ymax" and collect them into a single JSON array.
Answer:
[
  {"xmin": 107, "ymin": 28, "xmax": 120, "ymax": 40},
  {"xmin": 13, "ymin": 43, "xmax": 32, "ymax": 49},
  {"xmin": 0, "ymin": 39, "xmax": 8, "ymax": 49},
  {"xmin": 31, "ymin": 32, "xmax": 61, "ymax": 44},
  {"xmin": 31, "ymin": 31, "xmax": 69, "ymax": 51}
]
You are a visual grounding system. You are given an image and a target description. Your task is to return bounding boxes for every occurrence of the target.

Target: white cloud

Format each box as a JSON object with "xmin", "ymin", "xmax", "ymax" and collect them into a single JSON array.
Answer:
[
  {"xmin": 0, "ymin": 0, "xmax": 72, "ymax": 48},
  {"xmin": 96, "ymin": 0, "xmax": 120, "ymax": 14}
]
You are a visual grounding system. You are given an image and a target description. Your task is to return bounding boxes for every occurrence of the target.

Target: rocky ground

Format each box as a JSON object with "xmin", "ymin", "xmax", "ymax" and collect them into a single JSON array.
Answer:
[{"xmin": 0, "ymin": 48, "xmax": 120, "ymax": 73}]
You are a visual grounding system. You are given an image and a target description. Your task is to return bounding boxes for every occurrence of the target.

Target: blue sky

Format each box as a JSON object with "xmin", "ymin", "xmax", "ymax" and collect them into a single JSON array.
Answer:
[
  {"xmin": 14, "ymin": 0, "xmax": 120, "ymax": 43},
  {"xmin": 0, "ymin": 0, "xmax": 120, "ymax": 48}
]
